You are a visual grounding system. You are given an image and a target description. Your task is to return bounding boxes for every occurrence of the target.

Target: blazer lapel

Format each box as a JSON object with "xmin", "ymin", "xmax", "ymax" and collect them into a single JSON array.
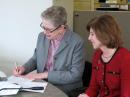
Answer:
[
  {"xmin": 41, "ymin": 38, "xmax": 50, "ymax": 72},
  {"xmin": 55, "ymin": 40, "xmax": 68, "ymax": 56},
  {"xmin": 55, "ymin": 30, "xmax": 72, "ymax": 56}
]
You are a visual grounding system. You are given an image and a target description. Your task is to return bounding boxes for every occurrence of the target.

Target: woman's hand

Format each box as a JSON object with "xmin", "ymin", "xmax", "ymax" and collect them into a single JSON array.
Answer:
[{"xmin": 78, "ymin": 93, "xmax": 89, "ymax": 97}]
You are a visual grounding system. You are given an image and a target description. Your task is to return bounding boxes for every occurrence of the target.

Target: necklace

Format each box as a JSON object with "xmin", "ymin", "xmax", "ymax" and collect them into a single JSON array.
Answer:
[
  {"xmin": 101, "ymin": 54, "xmax": 113, "ymax": 62},
  {"xmin": 102, "ymin": 48, "xmax": 117, "ymax": 59},
  {"xmin": 102, "ymin": 54, "xmax": 113, "ymax": 59}
]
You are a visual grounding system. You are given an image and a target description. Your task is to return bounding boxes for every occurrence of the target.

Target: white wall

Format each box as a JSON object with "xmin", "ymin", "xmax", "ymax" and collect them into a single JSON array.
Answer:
[{"xmin": 0, "ymin": 0, "xmax": 52, "ymax": 64}]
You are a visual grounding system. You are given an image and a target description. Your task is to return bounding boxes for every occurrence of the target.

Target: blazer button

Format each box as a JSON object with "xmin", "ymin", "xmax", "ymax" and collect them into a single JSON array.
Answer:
[
  {"xmin": 113, "ymin": 72, "xmax": 116, "ymax": 75},
  {"xmin": 53, "ymin": 68, "xmax": 56, "ymax": 71},
  {"xmin": 101, "ymin": 80, "xmax": 104, "ymax": 84},
  {"xmin": 105, "ymin": 91, "xmax": 109, "ymax": 95},
  {"xmin": 54, "ymin": 57, "xmax": 57, "ymax": 60}
]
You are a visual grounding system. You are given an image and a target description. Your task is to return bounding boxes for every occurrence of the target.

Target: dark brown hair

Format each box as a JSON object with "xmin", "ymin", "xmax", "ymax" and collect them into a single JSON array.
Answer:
[{"xmin": 87, "ymin": 14, "xmax": 123, "ymax": 48}]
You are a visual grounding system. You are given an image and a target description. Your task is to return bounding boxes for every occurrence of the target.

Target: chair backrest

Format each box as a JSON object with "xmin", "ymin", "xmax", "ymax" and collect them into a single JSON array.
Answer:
[
  {"xmin": 82, "ymin": 61, "xmax": 92, "ymax": 87},
  {"xmin": 68, "ymin": 61, "xmax": 92, "ymax": 97}
]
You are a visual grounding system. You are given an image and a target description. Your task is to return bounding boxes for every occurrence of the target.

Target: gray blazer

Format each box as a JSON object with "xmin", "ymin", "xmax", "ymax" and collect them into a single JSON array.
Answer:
[{"xmin": 24, "ymin": 29, "xmax": 85, "ymax": 94}]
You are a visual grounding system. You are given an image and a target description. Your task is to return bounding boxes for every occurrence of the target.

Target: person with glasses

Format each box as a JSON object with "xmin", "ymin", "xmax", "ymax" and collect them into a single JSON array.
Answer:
[
  {"xmin": 78, "ymin": 14, "xmax": 130, "ymax": 97},
  {"xmin": 13, "ymin": 6, "xmax": 85, "ymax": 96}
]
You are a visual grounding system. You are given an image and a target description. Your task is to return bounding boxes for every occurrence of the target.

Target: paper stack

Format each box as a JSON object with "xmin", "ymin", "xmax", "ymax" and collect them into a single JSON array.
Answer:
[{"xmin": 0, "ymin": 76, "xmax": 48, "ymax": 96}]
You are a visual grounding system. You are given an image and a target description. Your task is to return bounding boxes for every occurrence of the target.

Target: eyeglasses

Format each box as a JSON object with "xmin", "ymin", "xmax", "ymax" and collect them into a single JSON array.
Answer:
[{"xmin": 40, "ymin": 23, "xmax": 61, "ymax": 33}]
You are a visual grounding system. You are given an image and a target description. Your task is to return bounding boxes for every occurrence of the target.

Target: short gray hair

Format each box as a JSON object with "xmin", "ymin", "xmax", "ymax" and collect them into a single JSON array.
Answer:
[{"xmin": 41, "ymin": 6, "xmax": 67, "ymax": 27}]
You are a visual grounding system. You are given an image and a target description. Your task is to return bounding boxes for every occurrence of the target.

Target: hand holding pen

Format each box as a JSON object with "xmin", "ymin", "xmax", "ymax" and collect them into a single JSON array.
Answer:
[{"xmin": 13, "ymin": 62, "xmax": 25, "ymax": 76}]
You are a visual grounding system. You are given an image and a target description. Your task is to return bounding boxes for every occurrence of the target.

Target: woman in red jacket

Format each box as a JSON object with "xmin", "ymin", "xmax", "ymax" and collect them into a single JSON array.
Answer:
[{"xmin": 78, "ymin": 14, "xmax": 130, "ymax": 97}]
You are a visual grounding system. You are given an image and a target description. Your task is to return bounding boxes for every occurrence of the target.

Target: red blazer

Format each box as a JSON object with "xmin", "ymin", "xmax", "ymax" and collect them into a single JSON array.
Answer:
[{"xmin": 86, "ymin": 47, "xmax": 130, "ymax": 97}]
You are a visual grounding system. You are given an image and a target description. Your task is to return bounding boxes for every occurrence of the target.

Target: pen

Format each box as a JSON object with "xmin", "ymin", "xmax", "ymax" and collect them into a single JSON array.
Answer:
[
  {"xmin": 14, "ymin": 62, "xmax": 19, "ymax": 73},
  {"xmin": 0, "ymin": 87, "xmax": 44, "ymax": 91}
]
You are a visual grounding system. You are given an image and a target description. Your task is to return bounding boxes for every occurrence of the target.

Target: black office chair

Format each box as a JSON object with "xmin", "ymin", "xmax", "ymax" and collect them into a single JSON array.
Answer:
[
  {"xmin": 82, "ymin": 61, "xmax": 92, "ymax": 87},
  {"xmin": 69, "ymin": 61, "xmax": 92, "ymax": 97}
]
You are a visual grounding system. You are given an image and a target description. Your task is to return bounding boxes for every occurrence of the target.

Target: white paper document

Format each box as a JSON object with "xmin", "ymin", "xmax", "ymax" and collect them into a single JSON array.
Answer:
[
  {"xmin": 0, "ymin": 70, "xmax": 6, "ymax": 77},
  {"xmin": 8, "ymin": 76, "xmax": 48, "ymax": 93},
  {"xmin": 8, "ymin": 76, "xmax": 32, "ymax": 84},
  {"xmin": 0, "ymin": 75, "xmax": 48, "ymax": 95},
  {"xmin": 0, "ymin": 82, "xmax": 21, "ymax": 95}
]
